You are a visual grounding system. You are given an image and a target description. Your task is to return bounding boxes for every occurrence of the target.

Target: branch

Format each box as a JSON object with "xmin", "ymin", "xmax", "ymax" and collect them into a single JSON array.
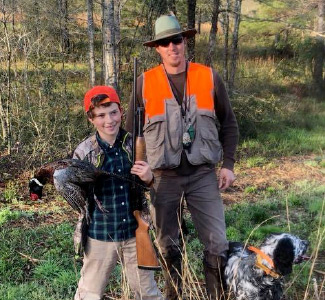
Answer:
[{"xmin": 17, "ymin": 251, "xmax": 44, "ymax": 264}]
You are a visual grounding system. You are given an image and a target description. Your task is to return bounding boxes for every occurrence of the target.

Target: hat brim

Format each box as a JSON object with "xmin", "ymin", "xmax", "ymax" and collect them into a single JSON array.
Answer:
[{"xmin": 143, "ymin": 29, "xmax": 197, "ymax": 47}]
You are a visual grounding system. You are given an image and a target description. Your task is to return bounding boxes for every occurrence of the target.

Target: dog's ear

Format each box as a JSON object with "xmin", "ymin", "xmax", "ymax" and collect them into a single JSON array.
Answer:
[{"xmin": 273, "ymin": 238, "xmax": 294, "ymax": 276}]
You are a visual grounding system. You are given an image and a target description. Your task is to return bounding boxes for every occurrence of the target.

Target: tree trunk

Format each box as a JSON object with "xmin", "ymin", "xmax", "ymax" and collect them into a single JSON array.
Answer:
[
  {"xmin": 1, "ymin": 12, "xmax": 12, "ymax": 154},
  {"xmin": 102, "ymin": 0, "xmax": 117, "ymax": 88},
  {"xmin": 87, "ymin": 0, "xmax": 96, "ymax": 87},
  {"xmin": 222, "ymin": 0, "xmax": 230, "ymax": 86},
  {"xmin": 228, "ymin": 0, "xmax": 242, "ymax": 96},
  {"xmin": 187, "ymin": 0, "xmax": 196, "ymax": 61},
  {"xmin": 168, "ymin": 0, "xmax": 177, "ymax": 15},
  {"xmin": 197, "ymin": 8, "xmax": 201, "ymax": 34},
  {"xmin": 313, "ymin": 0, "xmax": 325, "ymax": 93},
  {"xmin": 58, "ymin": 0, "xmax": 70, "ymax": 53},
  {"xmin": 114, "ymin": 0, "xmax": 121, "ymax": 90},
  {"xmin": 206, "ymin": 0, "xmax": 220, "ymax": 66}
]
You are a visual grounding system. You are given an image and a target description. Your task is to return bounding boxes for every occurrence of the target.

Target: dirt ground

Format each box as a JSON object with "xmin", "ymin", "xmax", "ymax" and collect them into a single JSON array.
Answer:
[
  {"xmin": 0, "ymin": 154, "xmax": 324, "ymax": 222},
  {"xmin": 222, "ymin": 155, "xmax": 325, "ymax": 204}
]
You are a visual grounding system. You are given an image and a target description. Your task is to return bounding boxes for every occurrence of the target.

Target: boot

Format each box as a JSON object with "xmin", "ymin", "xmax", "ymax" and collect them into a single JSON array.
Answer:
[
  {"xmin": 203, "ymin": 253, "xmax": 227, "ymax": 300},
  {"xmin": 162, "ymin": 252, "xmax": 182, "ymax": 300}
]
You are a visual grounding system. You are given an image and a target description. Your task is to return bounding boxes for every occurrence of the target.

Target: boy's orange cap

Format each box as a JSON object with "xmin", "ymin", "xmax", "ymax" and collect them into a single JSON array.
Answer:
[{"xmin": 84, "ymin": 85, "xmax": 120, "ymax": 112}]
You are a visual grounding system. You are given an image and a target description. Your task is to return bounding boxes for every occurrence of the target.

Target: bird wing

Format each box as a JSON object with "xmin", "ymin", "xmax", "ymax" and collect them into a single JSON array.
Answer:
[{"xmin": 53, "ymin": 169, "xmax": 88, "ymax": 216}]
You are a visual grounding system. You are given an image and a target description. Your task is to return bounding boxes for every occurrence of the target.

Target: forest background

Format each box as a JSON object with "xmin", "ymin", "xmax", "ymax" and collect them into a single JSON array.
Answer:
[{"xmin": 0, "ymin": 0, "xmax": 324, "ymax": 299}]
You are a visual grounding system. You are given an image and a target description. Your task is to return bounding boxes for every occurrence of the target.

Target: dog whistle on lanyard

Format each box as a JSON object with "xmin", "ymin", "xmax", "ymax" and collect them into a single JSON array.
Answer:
[{"xmin": 182, "ymin": 121, "xmax": 194, "ymax": 150}]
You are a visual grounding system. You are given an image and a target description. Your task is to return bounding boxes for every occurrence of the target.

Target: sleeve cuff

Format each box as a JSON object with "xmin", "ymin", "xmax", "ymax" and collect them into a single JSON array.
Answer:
[{"xmin": 146, "ymin": 175, "xmax": 155, "ymax": 188}]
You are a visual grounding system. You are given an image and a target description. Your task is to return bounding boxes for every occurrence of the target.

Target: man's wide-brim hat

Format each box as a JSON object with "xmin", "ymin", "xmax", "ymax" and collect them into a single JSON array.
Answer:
[{"xmin": 143, "ymin": 15, "xmax": 197, "ymax": 47}]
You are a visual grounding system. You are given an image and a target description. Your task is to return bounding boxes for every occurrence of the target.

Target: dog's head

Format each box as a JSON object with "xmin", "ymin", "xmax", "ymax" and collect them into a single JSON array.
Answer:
[{"xmin": 261, "ymin": 233, "xmax": 309, "ymax": 276}]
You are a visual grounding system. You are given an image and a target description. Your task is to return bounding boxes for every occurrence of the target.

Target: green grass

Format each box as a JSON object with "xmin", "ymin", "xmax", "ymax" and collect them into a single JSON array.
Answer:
[
  {"xmin": 1, "ymin": 14, "xmax": 324, "ymax": 299},
  {"xmin": 1, "ymin": 178, "xmax": 323, "ymax": 300},
  {"xmin": 238, "ymin": 108, "xmax": 325, "ymax": 161},
  {"xmin": 183, "ymin": 181, "xmax": 324, "ymax": 299}
]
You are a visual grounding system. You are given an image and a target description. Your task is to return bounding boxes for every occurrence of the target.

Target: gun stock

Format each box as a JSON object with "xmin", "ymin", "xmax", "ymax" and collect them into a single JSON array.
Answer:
[{"xmin": 132, "ymin": 58, "xmax": 160, "ymax": 270}]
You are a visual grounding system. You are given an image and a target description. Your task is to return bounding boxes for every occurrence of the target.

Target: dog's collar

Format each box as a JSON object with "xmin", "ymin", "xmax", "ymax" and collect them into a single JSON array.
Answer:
[{"xmin": 248, "ymin": 246, "xmax": 281, "ymax": 279}]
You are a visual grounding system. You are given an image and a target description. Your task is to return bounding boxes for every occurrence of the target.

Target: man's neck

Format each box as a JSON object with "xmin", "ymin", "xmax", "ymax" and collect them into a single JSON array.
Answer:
[{"xmin": 163, "ymin": 60, "xmax": 187, "ymax": 74}]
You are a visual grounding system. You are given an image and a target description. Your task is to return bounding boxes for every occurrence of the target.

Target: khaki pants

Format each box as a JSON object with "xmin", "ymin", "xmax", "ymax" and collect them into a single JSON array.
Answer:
[
  {"xmin": 74, "ymin": 237, "xmax": 163, "ymax": 300},
  {"xmin": 151, "ymin": 165, "xmax": 228, "ymax": 257}
]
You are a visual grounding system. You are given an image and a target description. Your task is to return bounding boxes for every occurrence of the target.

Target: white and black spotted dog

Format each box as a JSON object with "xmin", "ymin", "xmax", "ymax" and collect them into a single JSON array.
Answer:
[{"xmin": 224, "ymin": 233, "xmax": 309, "ymax": 300}]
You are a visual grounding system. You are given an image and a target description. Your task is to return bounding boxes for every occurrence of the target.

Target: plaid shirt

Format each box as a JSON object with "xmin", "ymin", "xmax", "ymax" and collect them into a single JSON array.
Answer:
[{"xmin": 87, "ymin": 130, "xmax": 137, "ymax": 242}]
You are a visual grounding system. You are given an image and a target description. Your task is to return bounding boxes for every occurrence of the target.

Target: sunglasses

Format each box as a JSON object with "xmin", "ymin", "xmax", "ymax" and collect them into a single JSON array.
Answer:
[{"xmin": 156, "ymin": 36, "xmax": 183, "ymax": 47}]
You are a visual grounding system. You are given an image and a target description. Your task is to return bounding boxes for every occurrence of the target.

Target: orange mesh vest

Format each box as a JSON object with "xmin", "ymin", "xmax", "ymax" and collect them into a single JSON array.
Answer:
[
  {"xmin": 143, "ymin": 62, "xmax": 214, "ymax": 118},
  {"xmin": 142, "ymin": 62, "xmax": 222, "ymax": 169}
]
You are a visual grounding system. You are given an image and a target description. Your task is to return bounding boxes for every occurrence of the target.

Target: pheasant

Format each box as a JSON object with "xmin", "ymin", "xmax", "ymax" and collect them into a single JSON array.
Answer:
[{"xmin": 29, "ymin": 158, "xmax": 145, "ymax": 255}]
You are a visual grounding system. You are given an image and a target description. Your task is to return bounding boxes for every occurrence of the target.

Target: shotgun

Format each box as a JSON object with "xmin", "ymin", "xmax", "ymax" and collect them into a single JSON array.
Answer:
[{"xmin": 132, "ymin": 57, "xmax": 161, "ymax": 270}]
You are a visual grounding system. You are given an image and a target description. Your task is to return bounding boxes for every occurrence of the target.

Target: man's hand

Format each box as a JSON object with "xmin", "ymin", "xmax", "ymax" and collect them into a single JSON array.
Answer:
[
  {"xmin": 131, "ymin": 161, "xmax": 153, "ymax": 185},
  {"xmin": 218, "ymin": 168, "xmax": 235, "ymax": 191}
]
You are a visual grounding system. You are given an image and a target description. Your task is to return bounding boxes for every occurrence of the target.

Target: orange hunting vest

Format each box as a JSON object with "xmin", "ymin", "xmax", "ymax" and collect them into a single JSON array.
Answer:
[{"xmin": 142, "ymin": 62, "xmax": 222, "ymax": 170}]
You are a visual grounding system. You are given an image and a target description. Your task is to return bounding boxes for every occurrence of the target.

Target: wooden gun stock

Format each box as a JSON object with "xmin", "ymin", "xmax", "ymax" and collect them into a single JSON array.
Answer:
[
  {"xmin": 134, "ymin": 210, "xmax": 161, "ymax": 270},
  {"xmin": 132, "ymin": 58, "xmax": 160, "ymax": 270}
]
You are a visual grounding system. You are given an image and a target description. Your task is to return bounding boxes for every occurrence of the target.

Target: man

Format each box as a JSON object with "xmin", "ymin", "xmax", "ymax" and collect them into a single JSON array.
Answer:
[
  {"xmin": 126, "ymin": 15, "xmax": 239, "ymax": 300},
  {"xmin": 73, "ymin": 86, "xmax": 163, "ymax": 300}
]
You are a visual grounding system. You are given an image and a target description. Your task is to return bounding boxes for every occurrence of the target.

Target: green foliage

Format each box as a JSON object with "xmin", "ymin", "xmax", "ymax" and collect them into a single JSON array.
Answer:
[
  {"xmin": 244, "ymin": 185, "xmax": 258, "ymax": 194},
  {"xmin": 3, "ymin": 181, "xmax": 19, "ymax": 203},
  {"xmin": 226, "ymin": 226, "xmax": 241, "ymax": 241},
  {"xmin": 0, "ymin": 222, "xmax": 75, "ymax": 285},
  {"xmin": 0, "ymin": 180, "xmax": 323, "ymax": 299},
  {"xmin": 0, "ymin": 282, "xmax": 61, "ymax": 300},
  {"xmin": 33, "ymin": 261, "xmax": 63, "ymax": 282},
  {"xmin": 0, "ymin": 209, "xmax": 32, "ymax": 226},
  {"xmin": 245, "ymin": 157, "xmax": 268, "ymax": 168},
  {"xmin": 0, "ymin": 1, "xmax": 323, "ymax": 299}
]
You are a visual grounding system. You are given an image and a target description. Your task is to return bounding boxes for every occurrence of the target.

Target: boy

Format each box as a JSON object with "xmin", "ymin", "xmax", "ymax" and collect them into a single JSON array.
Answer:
[{"xmin": 73, "ymin": 86, "xmax": 163, "ymax": 300}]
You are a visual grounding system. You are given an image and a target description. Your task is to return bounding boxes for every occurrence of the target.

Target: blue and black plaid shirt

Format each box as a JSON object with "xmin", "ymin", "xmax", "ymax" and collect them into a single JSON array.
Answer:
[{"xmin": 88, "ymin": 130, "xmax": 137, "ymax": 242}]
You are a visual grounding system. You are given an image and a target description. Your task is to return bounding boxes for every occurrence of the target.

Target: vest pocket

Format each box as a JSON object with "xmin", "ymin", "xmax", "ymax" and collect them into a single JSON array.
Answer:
[
  {"xmin": 165, "ymin": 101, "xmax": 182, "ymax": 151},
  {"xmin": 198, "ymin": 114, "xmax": 222, "ymax": 163},
  {"xmin": 143, "ymin": 117, "xmax": 165, "ymax": 169}
]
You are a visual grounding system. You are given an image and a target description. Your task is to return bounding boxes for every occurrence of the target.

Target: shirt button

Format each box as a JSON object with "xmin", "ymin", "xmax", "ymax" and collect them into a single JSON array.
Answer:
[
  {"xmin": 118, "ymin": 169, "xmax": 121, "ymax": 172},
  {"xmin": 121, "ymin": 202, "xmax": 125, "ymax": 205},
  {"xmin": 116, "ymin": 152, "xmax": 118, "ymax": 155},
  {"xmin": 120, "ymin": 186, "xmax": 123, "ymax": 189},
  {"xmin": 123, "ymin": 219, "xmax": 126, "ymax": 222}
]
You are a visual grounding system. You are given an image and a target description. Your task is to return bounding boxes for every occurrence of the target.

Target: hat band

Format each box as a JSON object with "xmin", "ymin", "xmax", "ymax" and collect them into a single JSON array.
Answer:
[{"xmin": 155, "ymin": 28, "xmax": 182, "ymax": 40}]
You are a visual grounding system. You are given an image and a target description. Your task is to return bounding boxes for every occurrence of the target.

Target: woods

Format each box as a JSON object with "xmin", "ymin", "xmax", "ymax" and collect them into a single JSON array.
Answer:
[
  {"xmin": 0, "ymin": 1, "xmax": 324, "ymax": 299},
  {"xmin": 0, "ymin": 0, "xmax": 324, "ymax": 158}
]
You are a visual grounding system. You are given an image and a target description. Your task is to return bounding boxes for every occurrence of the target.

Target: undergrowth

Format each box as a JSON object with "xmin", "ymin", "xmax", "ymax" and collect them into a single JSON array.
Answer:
[{"xmin": 0, "ymin": 174, "xmax": 323, "ymax": 300}]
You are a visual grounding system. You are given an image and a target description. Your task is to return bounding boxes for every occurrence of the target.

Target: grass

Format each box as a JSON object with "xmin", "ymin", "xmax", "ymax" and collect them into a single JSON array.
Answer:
[
  {"xmin": 1, "ymin": 172, "xmax": 324, "ymax": 299},
  {"xmin": 1, "ymin": 11, "xmax": 324, "ymax": 299}
]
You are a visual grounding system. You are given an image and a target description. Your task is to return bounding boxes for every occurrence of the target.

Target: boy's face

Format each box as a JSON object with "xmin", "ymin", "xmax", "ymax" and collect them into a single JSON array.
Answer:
[{"xmin": 88, "ymin": 103, "xmax": 122, "ymax": 143}]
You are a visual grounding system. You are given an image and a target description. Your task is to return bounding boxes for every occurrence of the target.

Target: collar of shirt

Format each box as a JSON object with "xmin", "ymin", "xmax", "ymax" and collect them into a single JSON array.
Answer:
[{"xmin": 96, "ymin": 129, "xmax": 122, "ymax": 152}]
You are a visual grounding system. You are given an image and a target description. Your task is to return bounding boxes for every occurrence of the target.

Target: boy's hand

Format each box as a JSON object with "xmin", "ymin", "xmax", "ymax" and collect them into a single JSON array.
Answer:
[{"xmin": 131, "ymin": 161, "xmax": 153, "ymax": 185}]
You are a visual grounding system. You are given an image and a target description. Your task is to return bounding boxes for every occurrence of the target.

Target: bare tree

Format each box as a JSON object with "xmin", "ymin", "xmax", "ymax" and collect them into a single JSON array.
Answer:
[
  {"xmin": 228, "ymin": 0, "xmax": 242, "ymax": 95},
  {"xmin": 87, "ymin": 0, "xmax": 96, "ymax": 87},
  {"xmin": 206, "ymin": 0, "xmax": 220, "ymax": 66},
  {"xmin": 187, "ymin": 0, "xmax": 196, "ymax": 61},
  {"xmin": 57, "ymin": 0, "xmax": 70, "ymax": 53},
  {"xmin": 168, "ymin": 0, "xmax": 177, "ymax": 15},
  {"xmin": 197, "ymin": 7, "xmax": 201, "ymax": 34},
  {"xmin": 313, "ymin": 0, "xmax": 325, "ymax": 92},
  {"xmin": 102, "ymin": 0, "xmax": 117, "ymax": 88},
  {"xmin": 221, "ymin": 0, "xmax": 231, "ymax": 86},
  {"xmin": 114, "ymin": 0, "xmax": 121, "ymax": 89},
  {"xmin": 0, "ymin": 2, "xmax": 13, "ymax": 154}
]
